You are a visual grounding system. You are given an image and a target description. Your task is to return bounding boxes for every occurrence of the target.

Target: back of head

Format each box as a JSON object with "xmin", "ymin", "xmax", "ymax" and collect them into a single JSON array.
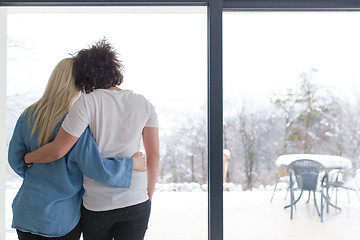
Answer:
[
  {"xmin": 26, "ymin": 58, "xmax": 80, "ymax": 146},
  {"xmin": 73, "ymin": 39, "xmax": 124, "ymax": 93}
]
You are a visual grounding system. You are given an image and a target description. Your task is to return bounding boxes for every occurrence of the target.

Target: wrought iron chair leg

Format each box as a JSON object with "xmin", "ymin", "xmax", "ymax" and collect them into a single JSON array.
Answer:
[
  {"xmin": 335, "ymin": 187, "xmax": 339, "ymax": 207},
  {"xmin": 290, "ymin": 183, "xmax": 294, "ymax": 220},
  {"xmin": 346, "ymin": 189, "xmax": 350, "ymax": 203},
  {"xmin": 285, "ymin": 190, "xmax": 303, "ymax": 209},
  {"xmin": 306, "ymin": 190, "xmax": 311, "ymax": 203},
  {"xmin": 321, "ymin": 189, "xmax": 324, "ymax": 222},
  {"xmin": 355, "ymin": 190, "xmax": 360, "ymax": 201},
  {"xmin": 285, "ymin": 187, "xmax": 289, "ymax": 200},
  {"xmin": 313, "ymin": 190, "xmax": 320, "ymax": 217},
  {"xmin": 270, "ymin": 181, "xmax": 279, "ymax": 202}
]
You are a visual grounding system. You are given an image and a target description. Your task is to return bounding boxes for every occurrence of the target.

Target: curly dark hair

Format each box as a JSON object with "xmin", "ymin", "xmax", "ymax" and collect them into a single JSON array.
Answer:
[{"xmin": 72, "ymin": 39, "xmax": 124, "ymax": 93}]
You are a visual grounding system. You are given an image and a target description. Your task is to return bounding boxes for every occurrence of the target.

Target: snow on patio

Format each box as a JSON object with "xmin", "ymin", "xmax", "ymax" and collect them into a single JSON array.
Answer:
[{"xmin": 5, "ymin": 183, "xmax": 360, "ymax": 240}]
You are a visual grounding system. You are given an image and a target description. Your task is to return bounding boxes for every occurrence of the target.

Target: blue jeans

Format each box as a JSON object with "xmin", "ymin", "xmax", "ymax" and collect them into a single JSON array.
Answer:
[{"xmin": 81, "ymin": 200, "xmax": 151, "ymax": 240}]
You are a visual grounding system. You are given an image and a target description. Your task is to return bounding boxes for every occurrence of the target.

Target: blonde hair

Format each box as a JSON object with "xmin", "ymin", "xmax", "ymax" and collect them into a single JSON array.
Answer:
[{"xmin": 26, "ymin": 58, "xmax": 80, "ymax": 147}]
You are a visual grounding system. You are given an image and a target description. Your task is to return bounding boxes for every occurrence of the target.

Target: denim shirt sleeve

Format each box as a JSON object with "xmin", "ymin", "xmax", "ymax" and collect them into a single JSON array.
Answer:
[
  {"xmin": 67, "ymin": 127, "xmax": 133, "ymax": 188},
  {"xmin": 8, "ymin": 114, "xmax": 28, "ymax": 178}
]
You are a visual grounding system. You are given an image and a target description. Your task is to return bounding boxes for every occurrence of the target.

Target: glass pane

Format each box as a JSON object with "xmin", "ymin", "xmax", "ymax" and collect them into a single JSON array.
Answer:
[
  {"xmin": 224, "ymin": 12, "xmax": 360, "ymax": 240},
  {"xmin": 6, "ymin": 6, "xmax": 207, "ymax": 240}
]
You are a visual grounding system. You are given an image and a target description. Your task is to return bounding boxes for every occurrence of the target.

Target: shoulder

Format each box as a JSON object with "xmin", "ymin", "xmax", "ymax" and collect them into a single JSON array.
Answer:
[
  {"xmin": 10, "ymin": 110, "xmax": 32, "ymax": 142},
  {"xmin": 125, "ymin": 90, "xmax": 153, "ymax": 105},
  {"xmin": 72, "ymin": 92, "xmax": 96, "ymax": 108},
  {"xmin": 16, "ymin": 109, "xmax": 31, "ymax": 129},
  {"xmin": 19, "ymin": 109, "xmax": 29, "ymax": 122}
]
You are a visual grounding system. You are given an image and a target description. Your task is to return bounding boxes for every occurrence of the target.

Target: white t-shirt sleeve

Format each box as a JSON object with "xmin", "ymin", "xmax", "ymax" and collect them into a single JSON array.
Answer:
[
  {"xmin": 145, "ymin": 102, "xmax": 158, "ymax": 128},
  {"xmin": 61, "ymin": 95, "xmax": 90, "ymax": 137}
]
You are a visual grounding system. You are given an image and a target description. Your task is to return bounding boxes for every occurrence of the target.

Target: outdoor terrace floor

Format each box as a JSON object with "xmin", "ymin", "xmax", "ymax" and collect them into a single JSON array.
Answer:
[{"xmin": 6, "ymin": 187, "xmax": 360, "ymax": 239}]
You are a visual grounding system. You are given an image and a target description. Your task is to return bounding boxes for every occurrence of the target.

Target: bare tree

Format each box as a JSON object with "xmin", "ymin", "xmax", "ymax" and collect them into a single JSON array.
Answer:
[{"xmin": 271, "ymin": 68, "xmax": 336, "ymax": 154}]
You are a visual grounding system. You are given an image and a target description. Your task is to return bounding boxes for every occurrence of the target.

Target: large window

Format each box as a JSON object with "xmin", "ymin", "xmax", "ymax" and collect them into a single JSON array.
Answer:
[
  {"xmin": 223, "ymin": 12, "xmax": 360, "ymax": 239},
  {"xmin": 6, "ymin": 6, "xmax": 207, "ymax": 240},
  {"xmin": 4, "ymin": 1, "xmax": 360, "ymax": 240}
]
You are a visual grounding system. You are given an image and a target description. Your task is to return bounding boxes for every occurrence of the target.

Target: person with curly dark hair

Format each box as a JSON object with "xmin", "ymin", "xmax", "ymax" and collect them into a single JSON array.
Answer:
[
  {"xmin": 25, "ymin": 39, "xmax": 160, "ymax": 240},
  {"xmin": 73, "ymin": 39, "xmax": 124, "ymax": 93}
]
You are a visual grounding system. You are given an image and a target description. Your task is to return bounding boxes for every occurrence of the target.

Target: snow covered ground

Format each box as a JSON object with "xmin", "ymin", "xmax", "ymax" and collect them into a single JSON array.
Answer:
[{"xmin": 5, "ymin": 182, "xmax": 360, "ymax": 240}]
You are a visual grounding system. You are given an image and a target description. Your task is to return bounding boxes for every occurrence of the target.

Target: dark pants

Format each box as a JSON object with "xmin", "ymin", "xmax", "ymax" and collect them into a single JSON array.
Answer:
[
  {"xmin": 81, "ymin": 200, "xmax": 151, "ymax": 240},
  {"xmin": 17, "ymin": 221, "xmax": 81, "ymax": 240}
]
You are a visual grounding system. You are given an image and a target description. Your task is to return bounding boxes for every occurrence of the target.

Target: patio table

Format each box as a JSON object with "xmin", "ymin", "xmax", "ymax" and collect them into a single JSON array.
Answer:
[
  {"xmin": 275, "ymin": 154, "xmax": 353, "ymax": 214},
  {"xmin": 275, "ymin": 154, "xmax": 352, "ymax": 170}
]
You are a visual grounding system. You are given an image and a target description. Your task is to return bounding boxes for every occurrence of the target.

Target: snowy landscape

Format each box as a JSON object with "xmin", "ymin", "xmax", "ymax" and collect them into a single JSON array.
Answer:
[
  {"xmin": 5, "ymin": 8, "xmax": 360, "ymax": 240},
  {"xmin": 6, "ymin": 181, "xmax": 360, "ymax": 240}
]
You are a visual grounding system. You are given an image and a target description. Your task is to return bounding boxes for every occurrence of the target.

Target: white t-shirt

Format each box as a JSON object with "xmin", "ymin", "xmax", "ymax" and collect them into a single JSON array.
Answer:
[{"xmin": 62, "ymin": 89, "xmax": 158, "ymax": 211}]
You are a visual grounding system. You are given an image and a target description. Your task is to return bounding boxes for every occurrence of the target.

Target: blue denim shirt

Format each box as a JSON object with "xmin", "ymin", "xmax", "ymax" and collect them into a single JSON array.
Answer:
[{"xmin": 8, "ymin": 111, "xmax": 133, "ymax": 237}]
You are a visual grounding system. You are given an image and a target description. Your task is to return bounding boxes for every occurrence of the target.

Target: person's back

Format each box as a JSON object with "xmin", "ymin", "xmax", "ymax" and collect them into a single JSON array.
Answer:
[
  {"xmin": 63, "ymin": 88, "xmax": 158, "ymax": 211},
  {"xmin": 60, "ymin": 39, "xmax": 159, "ymax": 240},
  {"xmin": 9, "ymin": 111, "xmax": 84, "ymax": 238}
]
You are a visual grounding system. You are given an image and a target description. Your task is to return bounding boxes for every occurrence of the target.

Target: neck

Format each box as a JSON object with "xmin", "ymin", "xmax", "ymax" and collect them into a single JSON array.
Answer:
[{"xmin": 107, "ymin": 86, "xmax": 121, "ymax": 91}]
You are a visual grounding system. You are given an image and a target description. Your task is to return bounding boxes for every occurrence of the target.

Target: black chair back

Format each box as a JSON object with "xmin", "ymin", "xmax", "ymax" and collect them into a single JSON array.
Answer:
[{"xmin": 287, "ymin": 159, "xmax": 327, "ymax": 191}]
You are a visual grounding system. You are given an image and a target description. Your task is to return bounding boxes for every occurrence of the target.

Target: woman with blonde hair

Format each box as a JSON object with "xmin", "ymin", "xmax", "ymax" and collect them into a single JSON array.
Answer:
[{"xmin": 8, "ymin": 58, "xmax": 145, "ymax": 240}]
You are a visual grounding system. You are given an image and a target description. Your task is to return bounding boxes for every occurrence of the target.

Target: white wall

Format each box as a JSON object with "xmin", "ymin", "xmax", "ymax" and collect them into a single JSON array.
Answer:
[{"xmin": 0, "ymin": 7, "xmax": 7, "ymax": 240}]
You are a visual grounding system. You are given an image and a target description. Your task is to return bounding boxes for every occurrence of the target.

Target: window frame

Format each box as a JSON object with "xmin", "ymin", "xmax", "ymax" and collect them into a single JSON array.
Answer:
[
  {"xmin": 0, "ymin": 1, "xmax": 223, "ymax": 240},
  {"xmin": 2, "ymin": 1, "xmax": 360, "ymax": 240}
]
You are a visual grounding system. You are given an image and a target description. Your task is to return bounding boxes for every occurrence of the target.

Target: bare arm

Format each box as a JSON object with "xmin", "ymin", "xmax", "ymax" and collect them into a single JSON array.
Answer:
[
  {"xmin": 143, "ymin": 127, "xmax": 159, "ymax": 201},
  {"xmin": 24, "ymin": 127, "xmax": 79, "ymax": 164}
]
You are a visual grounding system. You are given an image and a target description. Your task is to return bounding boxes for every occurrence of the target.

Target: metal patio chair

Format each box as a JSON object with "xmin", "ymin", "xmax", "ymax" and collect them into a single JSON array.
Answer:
[
  {"xmin": 270, "ymin": 166, "xmax": 290, "ymax": 202},
  {"xmin": 329, "ymin": 168, "xmax": 360, "ymax": 207},
  {"xmin": 285, "ymin": 159, "xmax": 327, "ymax": 222}
]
